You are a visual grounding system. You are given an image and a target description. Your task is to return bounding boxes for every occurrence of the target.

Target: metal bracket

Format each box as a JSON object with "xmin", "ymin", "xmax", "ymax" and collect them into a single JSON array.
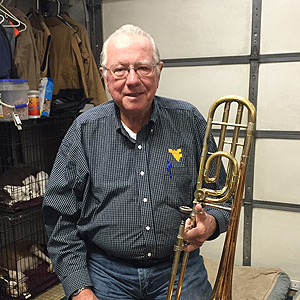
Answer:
[{"xmin": 244, "ymin": 0, "xmax": 262, "ymax": 267}]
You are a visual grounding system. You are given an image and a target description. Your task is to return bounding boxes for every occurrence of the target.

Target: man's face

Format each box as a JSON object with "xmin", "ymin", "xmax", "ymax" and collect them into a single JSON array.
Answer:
[{"xmin": 101, "ymin": 35, "xmax": 163, "ymax": 120}]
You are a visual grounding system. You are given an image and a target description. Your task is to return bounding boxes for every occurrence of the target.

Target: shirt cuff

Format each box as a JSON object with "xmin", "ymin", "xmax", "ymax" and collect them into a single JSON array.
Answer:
[
  {"xmin": 207, "ymin": 219, "xmax": 220, "ymax": 240},
  {"xmin": 206, "ymin": 208, "xmax": 227, "ymax": 240},
  {"xmin": 62, "ymin": 269, "xmax": 92, "ymax": 300}
]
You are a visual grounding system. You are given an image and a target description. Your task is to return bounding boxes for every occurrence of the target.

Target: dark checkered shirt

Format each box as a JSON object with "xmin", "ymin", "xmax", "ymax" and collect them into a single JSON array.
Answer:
[{"xmin": 43, "ymin": 96, "xmax": 230, "ymax": 297}]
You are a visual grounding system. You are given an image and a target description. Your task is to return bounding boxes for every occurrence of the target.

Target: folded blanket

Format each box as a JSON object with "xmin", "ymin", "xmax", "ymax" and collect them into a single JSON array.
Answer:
[
  {"xmin": 204, "ymin": 257, "xmax": 290, "ymax": 300},
  {"xmin": 3, "ymin": 171, "xmax": 48, "ymax": 206}
]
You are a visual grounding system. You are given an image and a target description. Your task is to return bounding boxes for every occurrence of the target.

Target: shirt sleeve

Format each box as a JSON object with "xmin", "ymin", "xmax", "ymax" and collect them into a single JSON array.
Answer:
[{"xmin": 42, "ymin": 121, "xmax": 92, "ymax": 299}]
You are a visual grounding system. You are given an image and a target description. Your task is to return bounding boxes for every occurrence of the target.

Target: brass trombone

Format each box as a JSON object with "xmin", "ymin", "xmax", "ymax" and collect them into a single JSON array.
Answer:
[{"xmin": 166, "ymin": 95, "xmax": 256, "ymax": 300}]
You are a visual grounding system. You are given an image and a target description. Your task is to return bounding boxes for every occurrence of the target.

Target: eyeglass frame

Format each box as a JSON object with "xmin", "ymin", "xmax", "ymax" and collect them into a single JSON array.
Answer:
[{"xmin": 102, "ymin": 61, "xmax": 161, "ymax": 80}]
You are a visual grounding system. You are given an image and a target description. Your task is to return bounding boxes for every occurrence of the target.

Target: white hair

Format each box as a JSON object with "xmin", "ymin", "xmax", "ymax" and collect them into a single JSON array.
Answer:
[{"xmin": 100, "ymin": 24, "xmax": 161, "ymax": 77}]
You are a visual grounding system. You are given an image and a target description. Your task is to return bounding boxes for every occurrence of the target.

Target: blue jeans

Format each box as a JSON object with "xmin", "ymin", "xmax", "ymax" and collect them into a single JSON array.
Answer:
[{"xmin": 87, "ymin": 248, "xmax": 212, "ymax": 300}]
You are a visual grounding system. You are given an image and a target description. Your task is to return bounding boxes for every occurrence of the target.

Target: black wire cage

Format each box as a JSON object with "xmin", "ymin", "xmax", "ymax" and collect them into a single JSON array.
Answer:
[
  {"xmin": 0, "ymin": 116, "xmax": 75, "ymax": 299},
  {"xmin": 0, "ymin": 209, "xmax": 57, "ymax": 299},
  {"xmin": 0, "ymin": 116, "xmax": 75, "ymax": 212}
]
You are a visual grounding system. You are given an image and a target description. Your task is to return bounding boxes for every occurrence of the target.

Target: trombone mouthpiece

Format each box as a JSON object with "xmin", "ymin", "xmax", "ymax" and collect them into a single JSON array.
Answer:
[{"xmin": 179, "ymin": 206, "xmax": 192, "ymax": 221}]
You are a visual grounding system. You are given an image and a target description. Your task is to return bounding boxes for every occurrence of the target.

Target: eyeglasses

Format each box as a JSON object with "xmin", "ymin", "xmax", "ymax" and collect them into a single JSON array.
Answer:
[{"xmin": 104, "ymin": 62, "xmax": 159, "ymax": 80}]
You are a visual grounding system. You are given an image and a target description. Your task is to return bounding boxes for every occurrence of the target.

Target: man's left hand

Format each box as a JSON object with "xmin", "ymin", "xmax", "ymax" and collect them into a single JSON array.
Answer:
[{"xmin": 183, "ymin": 204, "xmax": 217, "ymax": 252}]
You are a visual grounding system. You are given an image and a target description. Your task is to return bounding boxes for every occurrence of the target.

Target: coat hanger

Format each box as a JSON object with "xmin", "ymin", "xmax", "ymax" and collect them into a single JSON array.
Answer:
[
  {"xmin": 27, "ymin": 0, "xmax": 45, "ymax": 32},
  {"xmin": 0, "ymin": 2, "xmax": 27, "ymax": 32},
  {"xmin": 0, "ymin": 14, "xmax": 4, "ymax": 24},
  {"xmin": 0, "ymin": 5, "xmax": 21, "ymax": 27},
  {"xmin": 54, "ymin": 0, "xmax": 74, "ymax": 30}
]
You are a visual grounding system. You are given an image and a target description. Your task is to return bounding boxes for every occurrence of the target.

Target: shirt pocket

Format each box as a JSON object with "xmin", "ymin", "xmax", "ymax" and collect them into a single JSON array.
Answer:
[{"xmin": 164, "ymin": 165, "xmax": 194, "ymax": 209}]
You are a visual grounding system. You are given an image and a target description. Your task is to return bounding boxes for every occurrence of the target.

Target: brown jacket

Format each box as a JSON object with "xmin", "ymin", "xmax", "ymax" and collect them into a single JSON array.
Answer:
[
  {"xmin": 29, "ymin": 11, "xmax": 52, "ymax": 78},
  {"xmin": 44, "ymin": 16, "xmax": 107, "ymax": 106},
  {"xmin": 10, "ymin": 7, "xmax": 40, "ymax": 90}
]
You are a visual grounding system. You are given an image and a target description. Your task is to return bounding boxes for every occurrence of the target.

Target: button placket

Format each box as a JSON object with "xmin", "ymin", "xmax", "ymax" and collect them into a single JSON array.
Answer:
[{"xmin": 135, "ymin": 139, "xmax": 156, "ymax": 258}]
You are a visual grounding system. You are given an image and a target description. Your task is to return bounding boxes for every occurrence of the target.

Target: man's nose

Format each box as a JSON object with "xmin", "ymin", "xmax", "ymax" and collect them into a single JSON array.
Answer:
[{"xmin": 126, "ymin": 68, "xmax": 140, "ymax": 84}]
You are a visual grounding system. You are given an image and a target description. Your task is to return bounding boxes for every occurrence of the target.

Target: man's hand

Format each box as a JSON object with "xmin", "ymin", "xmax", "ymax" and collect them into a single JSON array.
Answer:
[
  {"xmin": 183, "ymin": 204, "xmax": 217, "ymax": 252},
  {"xmin": 72, "ymin": 288, "xmax": 98, "ymax": 300}
]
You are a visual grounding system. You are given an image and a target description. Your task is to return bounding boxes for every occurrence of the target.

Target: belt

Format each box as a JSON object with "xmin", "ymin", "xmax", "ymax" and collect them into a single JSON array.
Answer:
[
  {"xmin": 121, "ymin": 255, "xmax": 174, "ymax": 268},
  {"xmin": 90, "ymin": 244, "xmax": 175, "ymax": 268}
]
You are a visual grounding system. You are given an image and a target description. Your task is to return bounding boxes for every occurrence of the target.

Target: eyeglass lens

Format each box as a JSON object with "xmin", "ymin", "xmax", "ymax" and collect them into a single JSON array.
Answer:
[{"xmin": 110, "ymin": 62, "xmax": 155, "ymax": 79}]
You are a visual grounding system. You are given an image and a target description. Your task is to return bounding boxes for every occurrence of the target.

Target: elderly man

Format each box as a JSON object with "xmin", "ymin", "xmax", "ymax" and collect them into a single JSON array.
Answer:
[{"xmin": 43, "ymin": 24, "xmax": 230, "ymax": 300}]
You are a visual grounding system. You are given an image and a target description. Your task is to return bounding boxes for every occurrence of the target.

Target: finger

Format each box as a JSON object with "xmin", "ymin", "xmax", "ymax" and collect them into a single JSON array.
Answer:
[
  {"xmin": 194, "ymin": 204, "xmax": 205, "ymax": 222},
  {"xmin": 185, "ymin": 218, "xmax": 191, "ymax": 227},
  {"xmin": 195, "ymin": 204, "xmax": 204, "ymax": 214},
  {"xmin": 184, "ymin": 218, "xmax": 194, "ymax": 232},
  {"xmin": 183, "ymin": 240, "xmax": 203, "ymax": 252}
]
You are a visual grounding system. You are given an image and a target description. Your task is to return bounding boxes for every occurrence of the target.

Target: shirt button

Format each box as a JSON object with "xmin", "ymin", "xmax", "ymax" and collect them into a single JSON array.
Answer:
[
  {"xmin": 140, "ymin": 171, "xmax": 145, "ymax": 176},
  {"xmin": 146, "ymin": 226, "xmax": 150, "ymax": 231},
  {"xmin": 138, "ymin": 145, "xmax": 142, "ymax": 149},
  {"xmin": 147, "ymin": 252, "xmax": 152, "ymax": 257},
  {"xmin": 143, "ymin": 198, "xmax": 148, "ymax": 203}
]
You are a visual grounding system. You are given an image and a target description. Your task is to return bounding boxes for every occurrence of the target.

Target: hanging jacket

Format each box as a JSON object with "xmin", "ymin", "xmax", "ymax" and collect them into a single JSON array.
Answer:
[
  {"xmin": 0, "ymin": 25, "xmax": 12, "ymax": 78},
  {"xmin": 9, "ymin": 7, "xmax": 41, "ymax": 90},
  {"xmin": 28, "ymin": 10, "xmax": 52, "ymax": 78},
  {"xmin": 1, "ymin": 18, "xmax": 16, "ymax": 55},
  {"xmin": 44, "ymin": 16, "xmax": 107, "ymax": 106},
  {"xmin": 61, "ymin": 13, "xmax": 107, "ymax": 106}
]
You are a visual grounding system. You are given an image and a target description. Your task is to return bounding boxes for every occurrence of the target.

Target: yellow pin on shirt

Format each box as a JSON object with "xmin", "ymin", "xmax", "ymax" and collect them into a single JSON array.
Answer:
[{"xmin": 168, "ymin": 148, "xmax": 182, "ymax": 162}]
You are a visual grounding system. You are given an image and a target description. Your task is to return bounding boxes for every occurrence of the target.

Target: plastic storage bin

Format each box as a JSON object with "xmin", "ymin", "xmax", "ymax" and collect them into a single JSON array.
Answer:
[{"xmin": 0, "ymin": 79, "xmax": 29, "ymax": 121}]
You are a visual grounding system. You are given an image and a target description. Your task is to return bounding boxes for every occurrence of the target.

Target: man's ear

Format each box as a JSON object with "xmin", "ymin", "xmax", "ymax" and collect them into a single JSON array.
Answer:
[
  {"xmin": 156, "ymin": 62, "xmax": 164, "ymax": 88},
  {"xmin": 159, "ymin": 61, "xmax": 164, "ymax": 72},
  {"xmin": 99, "ymin": 67, "xmax": 109, "ymax": 91},
  {"xmin": 99, "ymin": 67, "xmax": 105, "ymax": 78}
]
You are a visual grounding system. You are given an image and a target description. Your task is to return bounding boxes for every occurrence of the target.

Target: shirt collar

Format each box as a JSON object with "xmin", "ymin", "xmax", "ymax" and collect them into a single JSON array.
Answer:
[{"xmin": 114, "ymin": 96, "xmax": 158, "ymax": 133}]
